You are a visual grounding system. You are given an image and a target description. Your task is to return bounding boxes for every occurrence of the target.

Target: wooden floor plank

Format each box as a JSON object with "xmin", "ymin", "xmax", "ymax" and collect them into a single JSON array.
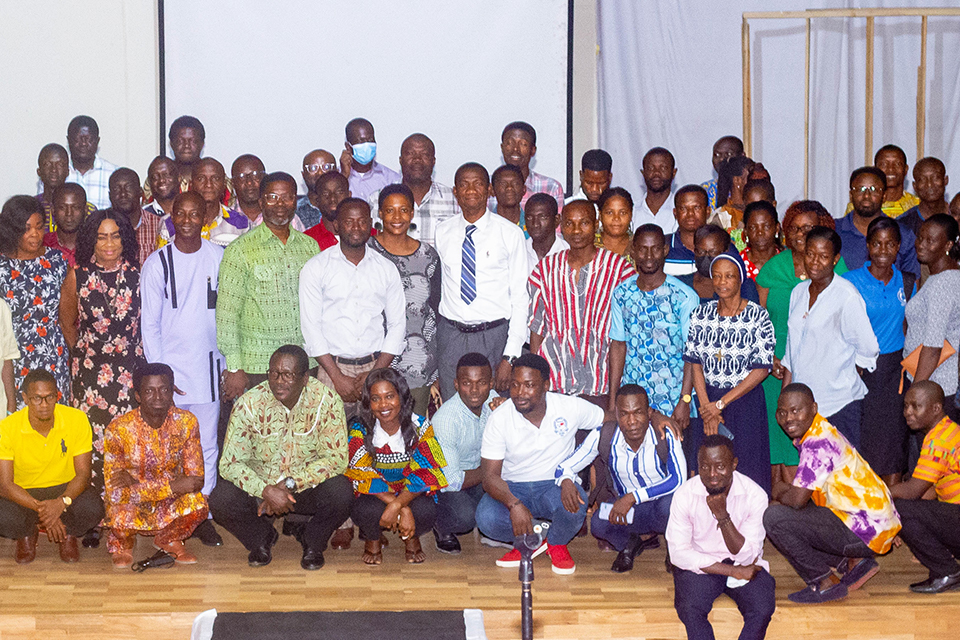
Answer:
[{"xmin": 0, "ymin": 529, "xmax": 957, "ymax": 639}]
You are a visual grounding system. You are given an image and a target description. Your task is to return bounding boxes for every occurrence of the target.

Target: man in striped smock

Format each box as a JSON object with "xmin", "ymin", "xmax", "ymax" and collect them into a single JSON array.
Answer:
[{"xmin": 528, "ymin": 199, "xmax": 636, "ymax": 406}]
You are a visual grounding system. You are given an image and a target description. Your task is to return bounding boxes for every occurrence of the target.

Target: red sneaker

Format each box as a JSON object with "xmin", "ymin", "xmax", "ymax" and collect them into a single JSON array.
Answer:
[
  {"xmin": 547, "ymin": 543, "xmax": 576, "ymax": 575},
  {"xmin": 495, "ymin": 541, "xmax": 547, "ymax": 567}
]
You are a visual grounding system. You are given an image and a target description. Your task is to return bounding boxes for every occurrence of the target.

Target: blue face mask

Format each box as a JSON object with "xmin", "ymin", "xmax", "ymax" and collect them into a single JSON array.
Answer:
[{"xmin": 351, "ymin": 142, "xmax": 377, "ymax": 165}]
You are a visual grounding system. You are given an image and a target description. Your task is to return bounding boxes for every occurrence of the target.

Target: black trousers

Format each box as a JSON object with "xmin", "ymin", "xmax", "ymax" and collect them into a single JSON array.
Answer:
[
  {"xmin": 352, "ymin": 493, "xmax": 436, "ymax": 541},
  {"xmin": 0, "ymin": 483, "xmax": 104, "ymax": 539},
  {"xmin": 673, "ymin": 567, "xmax": 776, "ymax": 640},
  {"xmin": 209, "ymin": 475, "xmax": 354, "ymax": 552},
  {"xmin": 763, "ymin": 503, "xmax": 875, "ymax": 584},
  {"xmin": 435, "ymin": 484, "xmax": 484, "ymax": 535},
  {"xmin": 895, "ymin": 498, "xmax": 960, "ymax": 578}
]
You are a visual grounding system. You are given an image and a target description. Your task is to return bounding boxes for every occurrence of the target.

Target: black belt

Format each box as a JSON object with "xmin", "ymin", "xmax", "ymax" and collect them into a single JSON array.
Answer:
[
  {"xmin": 442, "ymin": 316, "xmax": 508, "ymax": 334},
  {"xmin": 334, "ymin": 352, "xmax": 380, "ymax": 366}
]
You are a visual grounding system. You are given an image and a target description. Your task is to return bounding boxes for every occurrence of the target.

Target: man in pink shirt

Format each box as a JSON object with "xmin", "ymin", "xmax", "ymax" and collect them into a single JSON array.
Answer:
[{"xmin": 666, "ymin": 435, "xmax": 775, "ymax": 640}]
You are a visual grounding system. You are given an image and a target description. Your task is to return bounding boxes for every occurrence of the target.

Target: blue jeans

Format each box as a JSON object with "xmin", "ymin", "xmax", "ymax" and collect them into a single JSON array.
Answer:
[
  {"xmin": 475, "ymin": 480, "xmax": 586, "ymax": 546},
  {"xmin": 590, "ymin": 494, "xmax": 673, "ymax": 551}
]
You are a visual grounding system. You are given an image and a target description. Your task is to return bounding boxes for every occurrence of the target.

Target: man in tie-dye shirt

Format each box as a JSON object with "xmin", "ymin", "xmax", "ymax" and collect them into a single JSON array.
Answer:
[{"xmin": 764, "ymin": 383, "xmax": 901, "ymax": 604}]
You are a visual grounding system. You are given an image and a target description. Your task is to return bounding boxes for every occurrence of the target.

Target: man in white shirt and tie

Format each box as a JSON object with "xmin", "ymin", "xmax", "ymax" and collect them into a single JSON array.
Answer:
[{"xmin": 434, "ymin": 163, "xmax": 529, "ymax": 400}]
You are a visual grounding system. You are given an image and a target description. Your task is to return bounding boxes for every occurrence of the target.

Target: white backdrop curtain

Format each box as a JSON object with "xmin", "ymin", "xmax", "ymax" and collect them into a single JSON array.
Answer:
[{"xmin": 598, "ymin": 0, "xmax": 960, "ymax": 218}]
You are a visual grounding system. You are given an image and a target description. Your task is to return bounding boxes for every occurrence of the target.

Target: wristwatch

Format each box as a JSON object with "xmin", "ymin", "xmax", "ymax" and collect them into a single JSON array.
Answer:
[
  {"xmin": 61, "ymin": 496, "xmax": 72, "ymax": 507},
  {"xmin": 681, "ymin": 394, "xmax": 692, "ymax": 404},
  {"xmin": 715, "ymin": 399, "xmax": 726, "ymax": 411},
  {"xmin": 502, "ymin": 356, "xmax": 518, "ymax": 366}
]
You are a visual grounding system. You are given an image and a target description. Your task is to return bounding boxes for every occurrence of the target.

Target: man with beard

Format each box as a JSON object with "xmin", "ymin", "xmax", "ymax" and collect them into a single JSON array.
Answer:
[
  {"xmin": 304, "ymin": 171, "xmax": 352, "ymax": 251},
  {"xmin": 476, "ymin": 354, "xmax": 604, "ymax": 575},
  {"xmin": 232, "ymin": 155, "xmax": 305, "ymax": 232},
  {"xmin": 836, "ymin": 166, "xmax": 919, "ymax": 276},
  {"xmin": 632, "ymin": 147, "xmax": 678, "ymax": 234},
  {"xmin": 296, "ymin": 149, "xmax": 338, "ymax": 229},
  {"xmin": 845, "ymin": 144, "xmax": 920, "ymax": 218},
  {"xmin": 158, "ymin": 158, "xmax": 250, "ymax": 248},
  {"xmin": 43, "ymin": 183, "xmax": 88, "ymax": 267},
  {"xmin": 299, "ymin": 198, "xmax": 405, "ymax": 419},
  {"xmin": 565, "ymin": 149, "xmax": 613, "ymax": 205},
  {"xmin": 368, "ymin": 133, "xmax": 458, "ymax": 247},
  {"xmin": 496, "ymin": 121, "xmax": 564, "ymax": 211},
  {"xmin": 666, "ymin": 434, "xmax": 774, "ymax": 640},
  {"xmin": 765, "ymin": 384, "xmax": 900, "ymax": 604},
  {"xmin": 529, "ymin": 199, "xmax": 633, "ymax": 402}
]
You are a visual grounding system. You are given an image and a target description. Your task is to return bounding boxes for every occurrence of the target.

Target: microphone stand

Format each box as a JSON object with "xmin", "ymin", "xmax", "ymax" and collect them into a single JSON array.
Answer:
[{"xmin": 515, "ymin": 522, "xmax": 548, "ymax": 640}]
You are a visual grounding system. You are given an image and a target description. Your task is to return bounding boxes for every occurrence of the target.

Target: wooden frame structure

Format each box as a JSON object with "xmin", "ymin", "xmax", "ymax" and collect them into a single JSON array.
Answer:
[{"xmin": 741, "ymin": 7, "xmax": 960, "ymax": 197}]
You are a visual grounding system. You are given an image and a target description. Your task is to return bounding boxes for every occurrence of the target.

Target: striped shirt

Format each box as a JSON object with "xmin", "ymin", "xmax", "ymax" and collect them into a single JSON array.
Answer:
[
  {"xmin": 529, "ymin": 249, "xmax": 636, "ymax": 395},
  {"xmin": 913, "ymin": 415, "xmax": 960, "ymax": 503},
  {"xmin": 555, "ymin": 424, "xmax": 685, "ymax": 504}
]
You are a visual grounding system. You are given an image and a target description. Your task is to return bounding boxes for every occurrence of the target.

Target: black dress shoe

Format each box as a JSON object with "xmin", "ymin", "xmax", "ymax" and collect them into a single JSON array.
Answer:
[
  {"xmin": 610, "ymin": 534, "xmax": 648, "ymax": 573},
  {"xmin": 910, "ymin": 572, "xmax": 960, "ymax": 594},
  {"xmin": 301, "ymin": 546, "xmax": 325, "ymax": 570},
  {"xmin": 82, "ymin": 528, "xmax": 100, "ymax": 549},
  {"xmin": 433, "ymin": 529, "xmax": 461, "ymax": 555},
  {"xmin": 192, "ymin": 520, "xmax": 224, "ymax": 547},
  {"xmin": 248, "ymin": 527, "xmax": 279, "ymax": 567}
]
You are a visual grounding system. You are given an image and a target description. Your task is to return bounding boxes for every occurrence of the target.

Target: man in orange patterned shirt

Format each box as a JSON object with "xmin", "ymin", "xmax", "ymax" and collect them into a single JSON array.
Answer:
[
  {"xmin": 103, "ymin": 363, "xmax": 207, "ymax": 569},
  {"xmin": 892, "ymin": 381, "xmax": 960, "ymax": 593}
]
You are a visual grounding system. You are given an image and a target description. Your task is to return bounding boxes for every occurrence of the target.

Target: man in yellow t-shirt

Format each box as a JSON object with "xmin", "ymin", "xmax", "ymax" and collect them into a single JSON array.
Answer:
[
  {"xmin": 892, "ymin": 381, "xmax": 960, "ymax": 594},
  {"xmin": 0, "ymin": 369, "xmax": 103, "ymax": 564}
]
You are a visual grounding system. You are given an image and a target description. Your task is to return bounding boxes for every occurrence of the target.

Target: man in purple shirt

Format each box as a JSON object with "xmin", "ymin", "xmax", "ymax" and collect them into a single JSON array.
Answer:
[{"xmin": 339, "ymin": 118, "xmax": 401, "ymax": 201}]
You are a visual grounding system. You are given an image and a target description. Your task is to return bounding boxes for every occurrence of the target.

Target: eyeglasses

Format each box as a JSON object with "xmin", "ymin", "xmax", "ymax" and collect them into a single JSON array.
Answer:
[
  {"xmin": 235, "ymin": 170, "xmax": 265, "ymax": 183},
  {"xmin": 304, "ymin": 162, "xmax": 338, "ymax": 174},
  {"xmin": 263, "ymin": 193, "xmax": 297, "ymax": 205},
  {"xmin": 853, "ymin": 185, "xmax": 882, "ymax": 195},
  {"xmin": 267, "ymin": 369, "xmax": 299, "ymax": 382},
  {"xmin": 789, "ymin": 224, "xmax": 815, "ymax": 235}
]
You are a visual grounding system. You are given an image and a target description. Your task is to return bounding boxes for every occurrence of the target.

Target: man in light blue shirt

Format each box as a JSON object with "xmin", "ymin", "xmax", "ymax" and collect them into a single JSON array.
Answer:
[{"xmin": 430, "ymin": 353, "xmax": 497, "ymax": 554}]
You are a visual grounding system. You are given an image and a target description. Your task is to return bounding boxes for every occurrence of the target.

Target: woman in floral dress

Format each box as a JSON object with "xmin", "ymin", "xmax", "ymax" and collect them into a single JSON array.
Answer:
[
  {"xmin": 62, "ymin": 210, "xmax": 144, "ymax": 493},
  {"xmin": 0, "ymin": 196, "xmax": 71, "ymax": 405}
]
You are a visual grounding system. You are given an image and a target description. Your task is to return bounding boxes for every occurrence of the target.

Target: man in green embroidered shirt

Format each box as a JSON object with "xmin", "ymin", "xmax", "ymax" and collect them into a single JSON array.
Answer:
[
  {"xmin": 217, "ymin": 171, "xmax": 320, "ymax": 401},
  {"xmin": 210, "ymin": 345, "xmax": 353, "ymax": 570}
]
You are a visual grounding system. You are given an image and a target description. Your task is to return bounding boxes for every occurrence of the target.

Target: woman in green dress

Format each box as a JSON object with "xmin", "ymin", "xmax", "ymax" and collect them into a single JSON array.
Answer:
[{"xmin": 755, "ymin": 200, "xmax": 847, "ymax": 494}]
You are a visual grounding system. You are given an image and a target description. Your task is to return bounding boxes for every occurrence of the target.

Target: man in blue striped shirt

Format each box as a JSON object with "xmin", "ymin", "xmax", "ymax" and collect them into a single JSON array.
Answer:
[{"xmin": 557, "ymin": 384, "xmax": 685, "ymax": 573}]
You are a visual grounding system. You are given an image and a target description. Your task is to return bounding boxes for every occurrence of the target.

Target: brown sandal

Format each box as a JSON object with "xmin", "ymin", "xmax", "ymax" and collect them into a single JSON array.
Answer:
[
  {"xmin": 362, "ymin": 539, "xmax": 383, "ymax": 565},
  {"xmin": 404, "ymin": 536, "xmax": 425, "ymax": 564}
]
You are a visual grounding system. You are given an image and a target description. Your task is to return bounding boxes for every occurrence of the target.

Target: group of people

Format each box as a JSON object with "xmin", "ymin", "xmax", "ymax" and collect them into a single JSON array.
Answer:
[{"xmin": 1, "ymin": 113, "xmax": 960, "ymax": 639}]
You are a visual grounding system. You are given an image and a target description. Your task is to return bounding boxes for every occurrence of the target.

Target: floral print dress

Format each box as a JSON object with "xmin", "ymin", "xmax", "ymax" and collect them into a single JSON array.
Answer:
[
  {"xmin": 0, "ymin": 249, "xmax": 70, "ymax": 406},
  {"xmin": 71, "ymin": 260, "xmax": 144, "ymax": 490}
]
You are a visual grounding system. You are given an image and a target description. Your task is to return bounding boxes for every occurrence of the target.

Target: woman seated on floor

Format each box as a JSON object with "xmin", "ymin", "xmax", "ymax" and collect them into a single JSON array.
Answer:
[{"xmin": 345, "ymin": 368, "xmax": 448, "ymax": 564}]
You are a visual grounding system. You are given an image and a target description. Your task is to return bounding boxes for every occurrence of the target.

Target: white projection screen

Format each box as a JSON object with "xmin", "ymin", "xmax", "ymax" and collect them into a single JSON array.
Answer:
[{"xmin": 162, "ymin": 0, "xmax": 571, "ymax": 194}]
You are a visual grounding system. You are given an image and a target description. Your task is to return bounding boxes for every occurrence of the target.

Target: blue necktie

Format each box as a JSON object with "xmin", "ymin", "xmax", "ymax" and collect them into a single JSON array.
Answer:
[{"xmin": 461, "ymin": 224, "xmax": 477, "ymax": 304}]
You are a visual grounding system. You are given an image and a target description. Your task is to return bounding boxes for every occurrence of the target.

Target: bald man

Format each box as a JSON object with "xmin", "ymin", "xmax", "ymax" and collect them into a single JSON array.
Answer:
[
  {"xmin": 159, "ymin": 158, "xmax": 250, "ymax": 248},
  {"xmin": 892, "ymin": 381, "xmax": 960, "ymax": 593},
  {"xmin": 296, "ymin": 149, "xmax": 338, "ymax": 229},
  {"xmin": 367, "ymin": 133, "xmax": 458, "ymax": 247}
]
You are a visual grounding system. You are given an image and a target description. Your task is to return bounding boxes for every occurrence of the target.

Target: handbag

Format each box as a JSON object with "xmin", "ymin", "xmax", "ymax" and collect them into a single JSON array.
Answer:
[{"xmin": 899, "ymin": 340, "xmax": 956, "ymax": 393}]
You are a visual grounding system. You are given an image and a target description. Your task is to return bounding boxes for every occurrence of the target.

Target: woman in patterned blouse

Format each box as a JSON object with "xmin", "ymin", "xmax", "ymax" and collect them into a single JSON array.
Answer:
[
  {"xmin": 0, "ymin": 196, "xmax": 71, "ymax": 406},
  {"xmin": 62, "ymin": 210, "xmax": 145, "ymax": 506},
  {"xmin": 345, "ymin": 368, "xmax": 447, "ymax": 565},
  {"xmin": 683, "ymin": 254, "xmax": 776, "ymax": 495}
]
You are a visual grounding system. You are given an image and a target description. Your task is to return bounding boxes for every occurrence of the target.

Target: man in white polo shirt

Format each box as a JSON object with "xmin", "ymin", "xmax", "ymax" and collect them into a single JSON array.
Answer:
[{"xmin": 477, "ymin": 354, "xmax": 604, "ymax": 575}]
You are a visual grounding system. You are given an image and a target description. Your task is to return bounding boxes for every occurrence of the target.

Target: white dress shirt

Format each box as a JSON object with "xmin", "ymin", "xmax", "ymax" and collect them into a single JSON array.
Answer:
[
  {"xmin": 666, "ymin": 472, "xmax": 769, "ymax": 575},
  {"xmin": 299, "ymin": 244, "xmax": 406, "ymax": 359},
  {"xmin": 525, "ymin": 235, "xmax": 570, "ymax": 276},
  {"xmin": 781, "ymin": 275, "xmax": 879, "ymax": 416},
  {"xmin": 480, "ymin": 392, "xmax": 604, "ymax": 483},
  {"xmin": 435, "ymin": 210, "xmax": 530, "ymax": 358},
  {"xmin": 632, "ymin": 192, "xmax": 677, "ymax": 235}
]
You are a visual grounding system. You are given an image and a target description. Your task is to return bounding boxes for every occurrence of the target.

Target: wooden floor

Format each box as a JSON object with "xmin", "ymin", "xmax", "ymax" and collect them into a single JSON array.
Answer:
[{"xmin": 0, "ymin": 527, "xmax": 958, "ymax": 639}]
